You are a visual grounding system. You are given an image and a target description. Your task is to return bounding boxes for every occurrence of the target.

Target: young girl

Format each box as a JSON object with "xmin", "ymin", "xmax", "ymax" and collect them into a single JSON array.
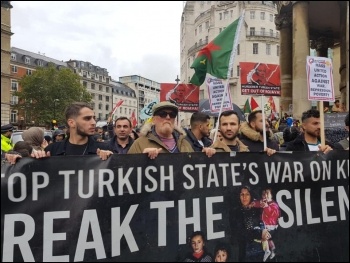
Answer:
[{"xmin": 183, "ymin": 231, "xmax": 213, "ymax": 262}]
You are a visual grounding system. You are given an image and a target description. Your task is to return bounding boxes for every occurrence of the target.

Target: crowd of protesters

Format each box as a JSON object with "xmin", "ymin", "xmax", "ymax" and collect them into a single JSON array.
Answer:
[{"xmin": 1, "ymin": 100, "xmax": 348, "ymax": 164}]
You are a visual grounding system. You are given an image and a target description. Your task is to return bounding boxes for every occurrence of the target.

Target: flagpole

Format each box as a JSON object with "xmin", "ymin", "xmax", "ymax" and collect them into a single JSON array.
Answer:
[
  {"xmin": 261, "ymin": 95, "xmax": 267, "ymax": 150},
  {"xmin": 213, "ymin": 9, "xmax": 245, "ymax": 143}
]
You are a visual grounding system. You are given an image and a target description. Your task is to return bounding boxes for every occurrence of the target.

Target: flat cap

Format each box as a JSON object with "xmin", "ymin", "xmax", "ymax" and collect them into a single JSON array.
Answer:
[
  {"xmin": 1, "ymin": 124, "xmax": 14, "ymax": 132},
  {"xmin": 152, "ymin": 101, "xmax": 178, "ymax": 116}
]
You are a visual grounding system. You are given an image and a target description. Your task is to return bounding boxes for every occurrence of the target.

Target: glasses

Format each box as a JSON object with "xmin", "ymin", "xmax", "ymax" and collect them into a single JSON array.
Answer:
[{"xmin": 156, "ymin": 111, "xmax": 177, "ymax": 119}]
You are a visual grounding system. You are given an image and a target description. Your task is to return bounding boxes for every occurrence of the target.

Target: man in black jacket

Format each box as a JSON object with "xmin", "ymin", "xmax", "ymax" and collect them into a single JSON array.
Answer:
[
  {"xmin": 107, "ymin": 117, "xmax": 135, "ymax": 154},
  {"xmin": 45, "ymin": 102, "xmax": 112, "ymax": 159},
  {"xmin": 286, "ymin": 109, "xmax": 332, "ymax": 153},
  {"xmin": 185, "ymin": 112, "xmax": 213, "ymax": 152},
  {"xmin": 239, "ymin": 110, "xmax": 279, "ymax": 155}
]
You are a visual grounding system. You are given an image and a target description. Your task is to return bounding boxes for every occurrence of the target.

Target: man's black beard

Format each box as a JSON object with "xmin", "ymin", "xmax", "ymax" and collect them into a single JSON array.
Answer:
[
  {"xmin": 222, "ymin": 133, "xmax": 238, "ymax": 142},
  {"xmin": 259, "ymin": 130, "xmax": 270, "ymax": 138},
  {"xmin": 76, "ymin": 125, "xmax": 90, "ymax": 138}
]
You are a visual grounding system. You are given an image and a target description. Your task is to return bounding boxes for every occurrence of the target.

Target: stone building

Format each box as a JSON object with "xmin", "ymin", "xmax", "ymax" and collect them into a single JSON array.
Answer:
[
  {"xmin": 274, "ymin": 1, "xmax": 348, "ymax": 119},
  {"xmin": 119, "ymin": 75, "xmax": 161, "ymax": 125},
  {"xmin": 1, "ymin": 1, "xmax": 13, "ymax": 125},
  {"xmin": 180, "ymin": 1, "xmax": 280, "ymax": 125}
]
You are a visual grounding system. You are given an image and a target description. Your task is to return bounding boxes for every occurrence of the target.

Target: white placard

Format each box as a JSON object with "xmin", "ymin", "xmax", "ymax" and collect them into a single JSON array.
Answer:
[
  {"xmin": 306, "ymin": 56, "xmax": 335, "ymax": 102},
  {"xmin": 206, "ymin": 77, "xmax": 233, "ymax": 113}
]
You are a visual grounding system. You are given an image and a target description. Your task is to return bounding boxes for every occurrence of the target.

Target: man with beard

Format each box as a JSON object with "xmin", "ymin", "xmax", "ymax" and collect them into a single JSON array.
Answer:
[
  {"xmin": 108, "ymin": 117, "xmax": 135, "ymax": 154},
  {"xmin": 45, "ymin": 102, "xmax": 113, "ymax": 159},
  {"xmin": 184, "ymin": 112, "xmax": 214, "ymax": 152},
  {"xmin": 239, "ymin": 110, "xmax": 279, "ymax": 155},
  {"xmin": 286, "ymin": 109, "xmax": 333, "ymax": 153},
  {"xmin": 216, "ymin": 110, "xmax": 249, "ymax": 152},
  {"xmin": 128, "ymin": 101, "xmax": 199, "ymax": 159}
]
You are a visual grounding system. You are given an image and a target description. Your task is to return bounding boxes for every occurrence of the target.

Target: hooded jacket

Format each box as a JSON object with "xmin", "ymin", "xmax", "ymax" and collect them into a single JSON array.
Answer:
[
  {"xmin": 239, "ymin": 122, "xmax": 279, "ymax": 152},
  {"xmin": 127, "ymin": 122, "xmax": 193, "ymax": 154}
]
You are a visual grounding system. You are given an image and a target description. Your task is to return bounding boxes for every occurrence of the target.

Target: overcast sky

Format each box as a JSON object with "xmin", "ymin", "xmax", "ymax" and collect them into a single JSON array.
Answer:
[{"xmin": 11, "ymin": 1, "xmax": 185, "ymax": 83}]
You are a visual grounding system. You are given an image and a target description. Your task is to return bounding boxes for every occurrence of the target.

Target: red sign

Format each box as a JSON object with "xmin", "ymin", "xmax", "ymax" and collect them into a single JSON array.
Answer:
[
  {"xmin": 240, "ymin": 62, "xmax": 281, "ymax": 96},
  {"xmin": 160, "ymin": 83, "xmax": 199, "ymax": 112}
]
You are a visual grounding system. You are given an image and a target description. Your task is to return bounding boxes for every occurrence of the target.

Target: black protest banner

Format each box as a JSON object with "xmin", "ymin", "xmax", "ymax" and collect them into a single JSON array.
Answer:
[{"xmin": 1, "ymin": 151, "xmax": 349, "ymax": 262}]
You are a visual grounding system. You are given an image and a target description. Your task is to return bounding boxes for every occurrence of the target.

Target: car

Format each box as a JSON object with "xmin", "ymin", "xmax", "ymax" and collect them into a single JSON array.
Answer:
[{"xmin": 10, "ymin": 129, "xmax": 53, "ymax": 145}]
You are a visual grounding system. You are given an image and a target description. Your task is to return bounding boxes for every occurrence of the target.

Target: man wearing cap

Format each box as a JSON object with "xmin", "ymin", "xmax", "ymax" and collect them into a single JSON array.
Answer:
[
  {"xmin": 128, "ymin": 101, "xmax": 216, "ymax": 159},
  {"xmin": 1, "ymin": 124, "xmax": 14, "ymax": 153}
]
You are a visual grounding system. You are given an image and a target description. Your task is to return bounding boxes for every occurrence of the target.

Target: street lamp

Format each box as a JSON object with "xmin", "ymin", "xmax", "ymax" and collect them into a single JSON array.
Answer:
[{"xmin": 53, "ymin": 99, "xmax": 59, "ymax": 128}]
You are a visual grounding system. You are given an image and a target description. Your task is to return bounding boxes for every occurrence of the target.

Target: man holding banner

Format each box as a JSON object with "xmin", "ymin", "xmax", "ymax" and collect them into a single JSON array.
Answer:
[
  {"xmin": 286, "ymin": 109, "xmax": 333, "ymax": 153},
  {"xmin": 128, "ymin": 101, "xmax": 193, "ymax": 158}
]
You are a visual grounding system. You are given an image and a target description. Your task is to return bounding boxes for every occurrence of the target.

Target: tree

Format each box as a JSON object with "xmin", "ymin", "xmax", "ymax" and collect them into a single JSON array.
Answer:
[{"xmin": 14, "ymin": 65, "xmax": 92, "ymax": 127}]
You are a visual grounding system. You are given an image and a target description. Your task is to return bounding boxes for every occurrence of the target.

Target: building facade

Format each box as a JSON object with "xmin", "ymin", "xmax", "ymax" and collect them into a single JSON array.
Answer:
[
  {"xmin": 119, "ymin": 75, "xmax": 161, "ymax": 125},
  {"xmin": 1, "ymin": 1, "xmax": 13, "ymax": 125},
  {"xmin": 10, "ymin": 47, "xmax": 68, "ymax": 127},
  {"xmin": 66, "ymin": 60, "xmax": 114, "ymax": 121},
  {"xmin": 275, "ymin": 1, "xmax": 348, "ymax": 119},
  {"xmin": 180, "ymin": 1, "xmax": 280, "ymax": 125},
  {"xmin": 110, "ymin": 79, "xmax": 138, "ymax": 123}
]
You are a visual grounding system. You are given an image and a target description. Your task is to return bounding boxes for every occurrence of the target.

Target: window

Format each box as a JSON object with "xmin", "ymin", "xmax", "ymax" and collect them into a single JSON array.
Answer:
[
  {"xmin": 224, "ymin": 11, "xmax": 229, "ymax": 20},
  {"xmin": 230, "ymin": 68, "xmax": 233, "ymax": 78},
  {"xmin": 270, "ymin": 14, "xmax": 274, "ymax": 22},
  {"xmin": 99, "ymin": 76, "xmax": 102, "ymax": 81},
  {"xmin": 11, "ymin": 95, "xmax": 18, "ymax": 105},
  {"xmin": 11, "ymin": 81, "xmax": 18, "ymax": 91},
  {"xmin": 266, "ymin": 44, "xmax": 271, "ymax": 55},
  {"xmin": 205, "ymin": 21, "xmax": 209, "ymax": 29},
  {"xmin": 81, "ymin": 62, "xmax": 85, "ymax": 67},
  {"xmin": 11, "ymin": 53, "xmax": 16, "ymax": 60},
  {"xmin": 260, "ymin": 12, "xmax": 265, "ymax": 20},
  {"xmin": 205, "ymin": 36, "xmax": 208, "ymax": 43},
  {"xmin": 26, "ymin": 69, "xmax": 32, "ymax": 75},
  {"xmin": 37, "ymin": 60, "xmax": 43, "ymax": 66},
  {"xmin": 106, "ymin": 77, "xmax": 109, "ymax": 84},
  {"xmin": 106, "ymin": 96, "xmax": 109, "ymax": 102},
  {"xmin": 219, "ymin": 13, "xmax": 222, "ymax": 20},
  {"xmin": 120, "ymin": 107, "xmax": 122, "ymax": 114},
  {"xmin": 98, "ymin": 113, "xmax": 102, "ymax": 120},
  {"xmin": 98, "ymin": 103, "xmax": 102, "ymax": 110},
  {"xmin": 91, "ymin": 73, "xmax": 95, "ymax": 79},
  {"xmin": 98, "ymin": 94, "xmax": 103, "ymax": 100},
  {"xmin": 195, "ymin": 29, "xmax": 197, "ymax": 36},
  {"xmin": 230, "ymin": 10, "xmax": 233, "ymax": 18},
  {"xmin": 250, "ymin": 11, "xmax": 255, "ymax": 19},
  {"xmin": 277, "ymin": 45, "xmax": 280, "ymax": 56},
  {"xmin": 261, "ymin": 27, "xmax": 265, "ymax": 36},
  {"xmin": 253, "ymin": 43, "xmax": 259, "ymax": 54},
  {"xmin": 199, "ymin": 24, "xmax": 202, "ymax": 33},
  {"xmin": 237, "ymin": 44, "xmax": 240, "ymax": 55},
  {"xmin": 105, "ymin": 104, "xmax": 109, "ymax": 111},
  {"xmin": 11, "ymin": 65, "xmax": 17, "ymax": 73},
  {"xmin": 83, "ymin": 71, "xmax": 87, "ymax": 77},
  {"xmin": 270, "ymin": 29, "xmax": 274, "ymax": 37},
  {"xmin": 91, "ymin": 83, "xmax": 95, "ymax": 90},
  {"xmin": 83, "ymin": 81, "xmax": 87, "ymax": 88},
  {"xmin": 250, "ymin": 27, "xmax": 255, "ymax": 36},
  {"xmin": 124, "ymin": 108, "xmax": 127, "ymax": 114},
  {"xmin": 219, "ymin": 28, "xmax": 222, "ymax": 33},
  {"xmin": 237, "ymin": 65, "xmax": 240, "ymax": 77},
  {"xmin": 99, "ymin": 85, "xmax": 103, "ymax": 91},
  {"xmin": 106, "ymin": 87, "xmax": 110, "ymax": 93},
  {"xmin": 199, "ymin": 39, "xmax": 202, "ymax": 45},
  {"xmin": 25, "ymin": 57, "xmax": 30, "ymax": 64},
  {"xmin": 10, "ymin": 110, "xmax": 17, "ymax": 123}
]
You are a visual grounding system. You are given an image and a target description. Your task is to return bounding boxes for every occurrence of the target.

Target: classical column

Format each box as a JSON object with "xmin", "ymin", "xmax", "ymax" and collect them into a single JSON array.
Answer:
[
  {"xmin": 292, "ymin": 1, "xmax": 310, "ymax": 120},
  {"xmin": 275, "ymin": 11, "xmax": 293, "ymax": 115},
  {"xmin": 310, "ymin": 37, "xmax": 334, "ymax": 57}
]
